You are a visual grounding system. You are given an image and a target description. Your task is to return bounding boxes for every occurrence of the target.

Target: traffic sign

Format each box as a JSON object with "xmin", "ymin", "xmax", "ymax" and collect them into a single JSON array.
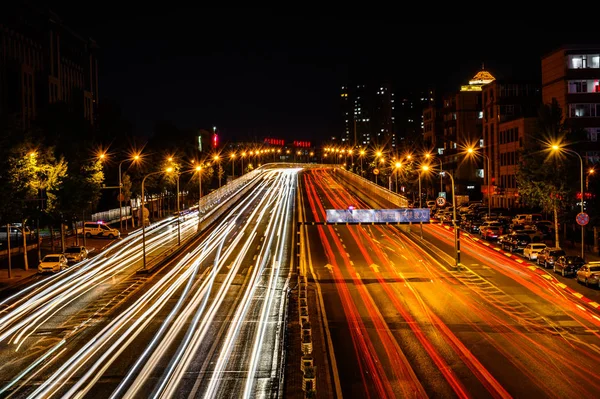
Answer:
[
  {"xmin": 576, "ymin": 212, "xmax": 590, "ymax": 226},
  {"xmin": 373, "ymin": 168, "xmax": 380, "ymax": 175},
  {"xmin": 436, "ymin": 197, "xmax": 446, "ymax": 207}
]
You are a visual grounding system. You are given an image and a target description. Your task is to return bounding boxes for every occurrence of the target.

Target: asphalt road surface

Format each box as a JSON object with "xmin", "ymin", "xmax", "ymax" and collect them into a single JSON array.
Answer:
[
  {"xmin": 300, "ymin": 168, "xmax": 600, "ymax": 398},
  {"xmin": 0, "ymin": 167, "xmax": 297, "ymax": 398}
]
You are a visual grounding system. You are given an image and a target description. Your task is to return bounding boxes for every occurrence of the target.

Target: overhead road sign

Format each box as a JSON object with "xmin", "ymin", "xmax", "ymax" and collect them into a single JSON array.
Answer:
[{"xmin": 325, "ymin": 208, "xmax": 430, "ymax": 224}]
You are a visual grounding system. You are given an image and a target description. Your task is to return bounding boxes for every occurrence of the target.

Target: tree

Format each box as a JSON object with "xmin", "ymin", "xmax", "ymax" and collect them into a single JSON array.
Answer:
[{"xmin": 515, "ymin": 100, "xmax": 577, "ymax": 247}]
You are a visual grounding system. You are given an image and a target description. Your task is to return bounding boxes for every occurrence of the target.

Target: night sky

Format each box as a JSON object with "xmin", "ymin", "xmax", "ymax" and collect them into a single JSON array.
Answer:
[{"xmin": 50, "ymin": 6, "xmax": 600, "ymax": 145}]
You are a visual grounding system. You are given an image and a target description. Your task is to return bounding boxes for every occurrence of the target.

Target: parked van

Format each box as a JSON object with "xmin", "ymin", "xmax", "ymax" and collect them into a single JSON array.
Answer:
[{"xmin": 80, "ymin": 222, "xmax": 120, "ymax": 239}]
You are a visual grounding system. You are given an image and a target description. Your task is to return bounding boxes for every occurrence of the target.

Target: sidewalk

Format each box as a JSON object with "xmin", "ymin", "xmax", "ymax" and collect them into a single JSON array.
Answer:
[{"xmin": 0, "ymin": 224, "xmax": 139, "ymax": 294}]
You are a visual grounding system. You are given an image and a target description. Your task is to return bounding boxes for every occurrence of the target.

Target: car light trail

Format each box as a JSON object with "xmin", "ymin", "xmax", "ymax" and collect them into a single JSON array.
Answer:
[{"xmin": 0, "ymin": 168, "xmax": 296, "ymax": 398}]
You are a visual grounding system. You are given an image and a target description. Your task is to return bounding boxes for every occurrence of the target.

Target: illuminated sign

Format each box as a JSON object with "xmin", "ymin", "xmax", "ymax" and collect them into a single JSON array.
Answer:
[
  {"xmin": 264, "ymin": 138, "xmax": 285, "ymax": 146},
  {"xmin": 212, "ymin": 133, "xmax": 218, "ymax": 148},
  {"xmin": 294, "ymin": 140, "xmax": 311, "ymax": 148},
  {"xmin": 326, "ymin": 208, "xmax": 430, "ymax": 223}
]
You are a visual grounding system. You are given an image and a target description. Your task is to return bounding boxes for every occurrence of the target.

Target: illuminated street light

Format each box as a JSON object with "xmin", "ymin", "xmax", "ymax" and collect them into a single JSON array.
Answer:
[
  {"xmin": 418, "ymin": 165, "xmax": 430, "ymax": 239},
  {"xmin": 230, "ymin": 153, "xmax": 236, "ymax": 179},
  {"xmin": 425, "ymin": 152, "xmax": 443, "ymax": 197},
  {"xmin": 551, "ymin": 144, "xmax": 584, "ymax": 259},
  {"xmin": 241, "ymin": 152, "xmax": 246, "ymax": 175},
  {"xmin": 466, "ymin": 147, "xmax": 491, "ymax": 219},
  {"xmin": 394, "ymin": 162, "xmax": 402, "ymax": 193},
  {"xmin": 195, "ymin": 165, "xmax": 202, "ymax": 212},
  {"xmin": 214, "ymin": 154, "xmax": 221, "ymax": 188},
  {"xmin": 118, "ymin": 153, "xmax": 142, "ymax": 231},
  {"xmin": 141, "ymin": 168, "xmax": 170, "ymax": 270},
  {"xmin": 440, "ymin": 170, "xmax": 460, "ymax": 270},
  {"xmin": 165, "ymin": 167, "xmax": 181, "ymax": 246},
  {"xmin": 359, "ymin": 149, "xmax": 366, "ymax": 175}
]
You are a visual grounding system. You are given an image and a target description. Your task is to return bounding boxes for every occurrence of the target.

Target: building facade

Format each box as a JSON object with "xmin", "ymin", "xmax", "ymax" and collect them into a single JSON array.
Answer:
[
  {"xmin": 340, "ymin": 82, "xmax": 395, "ymax": 149},
  {"xmin": 0, "ymin": 4, "xmax": 99, "ymax": 129},
  {"xmin": 542, "ymin": 45, "xmax": 600, "ymax": 165},
  {"xmin": 435, "ymin": 69, "xmax": 492, "ymax": 196},
  {"xmin": 481, "ymin": 81, "xmax": 541, "ymax": 208}
]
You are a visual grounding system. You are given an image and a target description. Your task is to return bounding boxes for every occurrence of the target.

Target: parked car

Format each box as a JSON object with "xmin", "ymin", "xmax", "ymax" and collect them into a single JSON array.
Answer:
[
  {"xmin": 519, "ymin": 228, "xmax": 544, "ymax": 243},
  {"xmin": 505, "ymin": 233, "xmax": 531, "ymax": 252},
  {"xmin": 64, "ymin": 245, "xmax": 89, "ymax": 263},
  {"xmin": 537, "ymin": 247, "xmax": 566, "ymax": 268},
  {"xmin": 498, "ymin": 234, "xmax": 512, "ymax": 250},
  {"xmin": 38, "ymin": 254, "xmax": 68, "ymax": 273},
  {"xmin": 523, "ymin": 243, "xmax": 547, "ymax": 260},
  {"xmin": 553, "ymin": 255, "xmax": 585, "ymax": 277},
  {"xmin": 479, "ymin": 221, "xmax": 504, "ymax": 235},
  {"xmin": 79, "ymin": 222, "xmax": 120, "ymax": 239},
  {"xmin": 576, "ymin": 261, "xmax": 600, "ymax": 287}
]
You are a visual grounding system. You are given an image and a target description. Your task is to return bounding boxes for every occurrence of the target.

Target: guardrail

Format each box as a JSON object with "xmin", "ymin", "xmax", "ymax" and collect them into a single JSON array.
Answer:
[{"xmin": 334, "ymin": 167, "xmax": 410, "ymax": 208}]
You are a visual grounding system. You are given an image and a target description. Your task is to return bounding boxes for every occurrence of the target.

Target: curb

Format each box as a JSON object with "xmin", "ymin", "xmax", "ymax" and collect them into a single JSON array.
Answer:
[{"xmin": 434, "ymin": 224, "xmax": 600, "ymax": 312}]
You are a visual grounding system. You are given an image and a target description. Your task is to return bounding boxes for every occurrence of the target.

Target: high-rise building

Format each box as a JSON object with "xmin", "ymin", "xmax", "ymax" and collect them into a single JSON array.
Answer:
[
  {"xmin": 542, "ymin": 45, "xmax": 600, "ymax": 164},
  {"xmin": 395, "ymin": 90, "xmax": 434, "ymax": 146},
  {"xmin": 0, "ymin": 4, "xmax": 99, "ymax": 129},
  {"xmin": 433, "ymin": 69, "xmax": 491, "ymax": 195},
  {"xmin": 481, "ymin": 81, "xmax": 541, "ymax": 208},
  {"xmin": 340, "ymin": 82, "xmax": 395, "ymax": 149}
]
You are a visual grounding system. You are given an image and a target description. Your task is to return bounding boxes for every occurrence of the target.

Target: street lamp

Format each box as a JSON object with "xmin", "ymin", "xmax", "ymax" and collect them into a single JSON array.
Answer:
[
  {"xmin": 394, "ymin": 162, "xmax": 402, "ymax": 193},
  {"xmin": 214, "ymin": 154, "xmax": 221, "ymax": 187},
  {"xmin": 241, "ymin": 152, "xmax": 246, "ymax": 175},
  {"xmin": 359, "ymin": 149, "xmax": 366, "ymax": 175},
  {"xmin": 551, "ymin": 144, "xmax": 584, "ymax": 259},
  {"xmin": 165, "ymin": 167, "xmax": 181, "ymax": 246},
  {"xmin": 425, "ymin": 153, "xmax": 443, "ymax": 198},
  {"xmin": 587, "ymin": 167, "xmax": 595, "ymax": 191},
  {"xmin": 440, "ymin": 170, "xmax": 460, "ymax": 270},
  {"xmin": 196, "ymin": 165, "xmax": 202, "ymax": 212},
  {"xmin": 230, "ymin": 153, "xmax": 236, "ymax": 179},
  {"xmin": 118, "ymin": 154, "xmax": 141, "ymax": 231},
  {"xmin": 419, "ymin": 165, "xmax": 430, "ymax": 208},
  {"xmin": 141, "ymin": 169, "xmax": 169, "ymax": 270},
  {"xmin": 467, "ymin": 147, "xmax": 491, "ymax": 219},
  {"xmin": 418, "ymin": 165, "xmax": 430, "ymax": 239}
]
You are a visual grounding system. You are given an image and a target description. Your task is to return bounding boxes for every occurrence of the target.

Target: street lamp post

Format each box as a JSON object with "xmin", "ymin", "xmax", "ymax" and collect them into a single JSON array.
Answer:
[
  {"xmin": 394, "ymin": 162, "xmax": 401, "ymax": 193},
  {"xmin": 552, "ymin": 145, "xmax": 584, "ymax": 259},
  {"xmin": 419, "ymin": 165, "xmax": 430, "ymax": 239},
  {"xmin": 141, "ymin": 170, "xmax": 167, "ymax": 270},
  {"xmin": 467, "ymin": 148, "xmax": 491, "ymax": 219},
  {"xmin": 214, "ymin": 155, "xmax": 221, "ymax": 188},
  {"xmin": 241, "ymin": 152, "xmax": 246, "ymax": 175},
  {"xmin": 441, "ymin": 170, "xmax": 460, "ymax": 270},
  {"xmin": 196, "ymin": 165, "xmax": 202, "ymax": 211},
  {"xmin": 231, "ymin": 153, "xmax": 236, "ymax": 179},
  {"xmin": 426, "ymin": 153, "xmax": 444, "ymax": 198},
  {"xmin": 168, "ymin": 169, "xmax": 181, "ymax": 246},
  {"xmin": 118, "ymin": 155, "xmax": 140, "ymax": 232}
]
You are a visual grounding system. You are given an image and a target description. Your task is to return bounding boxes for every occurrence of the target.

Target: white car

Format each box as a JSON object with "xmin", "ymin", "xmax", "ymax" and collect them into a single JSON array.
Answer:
[
  {"xmin": 38, "ymin": 254, "xmax": 68, "ymax": 273},
  {"xmin": 523, "ymin": 243, "xmax": 547, "ymax": 260},
  {"xmin": 64, "ymin": 246, "xmax": 89, "ymax": 263}
]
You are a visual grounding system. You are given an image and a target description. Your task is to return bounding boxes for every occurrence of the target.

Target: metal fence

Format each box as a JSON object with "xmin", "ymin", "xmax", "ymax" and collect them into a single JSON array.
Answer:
[
  {"xmin": 335, "ymin": 167, "xmax": 409, "ymax": 208},
  {"xmin": 91, "ymin": 206, "xmax": 131, "ymax": 224}
]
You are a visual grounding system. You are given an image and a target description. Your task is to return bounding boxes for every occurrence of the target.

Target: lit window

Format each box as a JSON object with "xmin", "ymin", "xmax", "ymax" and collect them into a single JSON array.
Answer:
[{"xmin": 479, "ymin": 111, "xmax": 483, "ymax": 119}]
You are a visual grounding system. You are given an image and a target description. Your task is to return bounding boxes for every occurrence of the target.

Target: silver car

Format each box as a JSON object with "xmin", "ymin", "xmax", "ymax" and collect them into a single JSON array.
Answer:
[{"xmin": 523, "ymin": 243, "xmax": 547, "ymax": 260}]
